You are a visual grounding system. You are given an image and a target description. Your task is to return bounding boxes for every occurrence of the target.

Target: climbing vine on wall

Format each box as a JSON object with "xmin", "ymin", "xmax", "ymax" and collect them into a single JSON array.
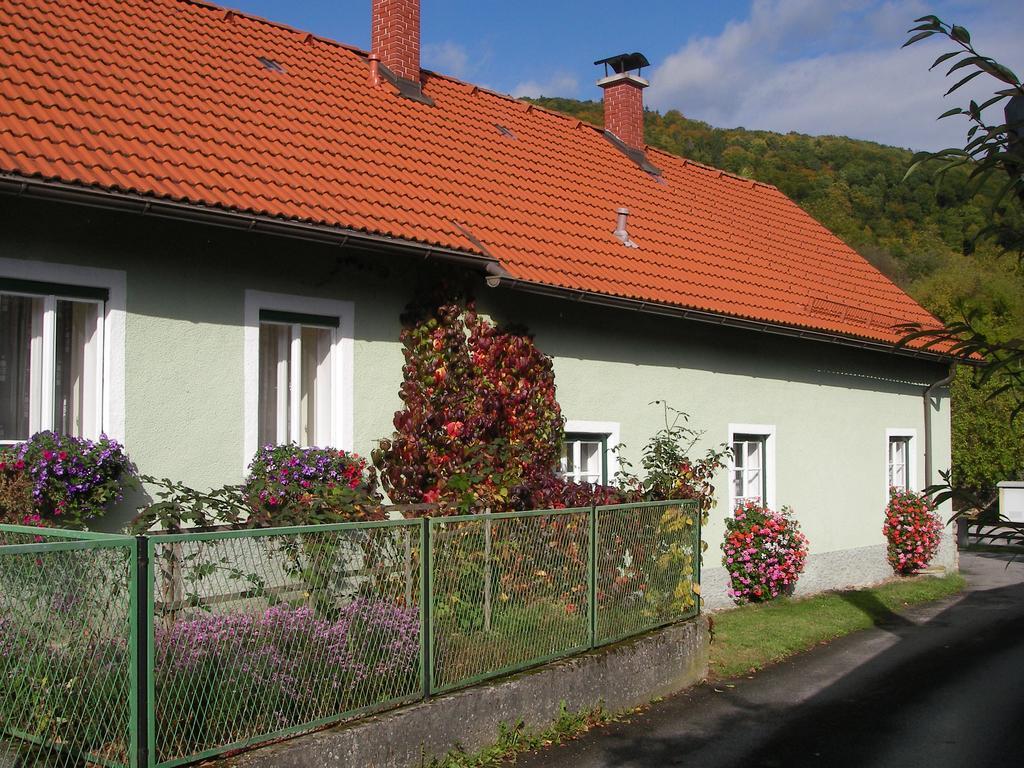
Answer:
[{"xmin": 373, "ymin": 296, "xmax": 564, "ymax": 513}]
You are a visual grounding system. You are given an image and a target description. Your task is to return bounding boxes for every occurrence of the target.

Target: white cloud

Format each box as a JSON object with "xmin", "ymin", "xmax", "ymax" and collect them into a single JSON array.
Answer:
[
  {"xmin": 423, "ymin": 41, "xmax": 471, "ymax": 79},
  {"xmin": 648, "ymin": 0, "xmax": 1023, "ymax": 150},
  {"xmin": 511, "ymin": 72, "xmax": 580, "ymax": 99}
]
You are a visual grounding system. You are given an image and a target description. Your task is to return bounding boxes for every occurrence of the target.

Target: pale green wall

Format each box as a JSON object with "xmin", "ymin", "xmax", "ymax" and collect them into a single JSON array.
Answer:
[
  {"xmin": 0, "ymin": 198, "xmax": 952, "ymax": 560},
  {"xmin": 479, "ymin": 292, "xmax": 952, "ymax": 558}
]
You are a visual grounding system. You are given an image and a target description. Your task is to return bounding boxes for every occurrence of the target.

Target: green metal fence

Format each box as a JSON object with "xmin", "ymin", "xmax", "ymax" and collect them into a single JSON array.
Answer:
[
  {"xmin": 428, "ymin": 508, "xmax": 592, "ymax": 692},
  {"xmin": 0, "ymin": 525, "xmax": 138, "ymax": 768},
  {"xmin": 594, "ymin": 501, "xmax": 702, "ymax": 645},
  {"xmin": 147, "ymin": 520, "xmax": 423, "ymax": 767},
  {"xmin": 0, "ymin": 501, "xmax": 699, "ymax": 768}
]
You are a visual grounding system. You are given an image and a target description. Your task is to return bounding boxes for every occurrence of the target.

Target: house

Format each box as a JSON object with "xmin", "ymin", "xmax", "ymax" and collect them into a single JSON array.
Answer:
[{"xmin": 0, "ymin": 0, "xmax": 957, "ymax": 606}]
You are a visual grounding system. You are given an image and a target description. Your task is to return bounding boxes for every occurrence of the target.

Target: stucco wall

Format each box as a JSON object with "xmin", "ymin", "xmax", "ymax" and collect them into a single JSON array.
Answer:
[{"xmin": 0, "ymin": 198, "xmax": 955, "ymax": 597}]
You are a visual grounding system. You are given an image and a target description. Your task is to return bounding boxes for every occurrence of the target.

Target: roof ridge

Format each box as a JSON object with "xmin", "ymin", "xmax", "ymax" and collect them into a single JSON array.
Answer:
[
  {"xmin": 178, "ymin": 0, "xmax": 366, "ymax": 55},
  {"xmin": 646, "ymin": 146, "xmax": 779, "ymax": 191}
]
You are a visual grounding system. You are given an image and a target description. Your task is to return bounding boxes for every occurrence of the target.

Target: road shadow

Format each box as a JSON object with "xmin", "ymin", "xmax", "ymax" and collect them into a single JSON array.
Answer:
[
  {"xmin": 835, "ymin": 588, "xmax": 916, "ymax": 631},
  {"xmin": 518, "ymin": 560, "xmax": 1024, "ymax": 768}
]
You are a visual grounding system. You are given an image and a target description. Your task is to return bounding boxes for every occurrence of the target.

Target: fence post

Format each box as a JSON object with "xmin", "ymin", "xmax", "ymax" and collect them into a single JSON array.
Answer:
[
  {"xmin": 588, "ymin": 505, "xmax": 597, "ymax": 648},
  {"xmin": 956, "ymin": 517, "xmax": 969, "ymax": 550},
  {"xmin": 134, "ymin": 535, "xmax": 151, "ymax": 768},
  {"xmin": 694, "ymin": 502, "xmax": 703, "ymax": 616},
  {"xmin": 483, "ymin": 516, "xmax": 492, "ymax": 633},
  {"xmin": 420, "ymin": 517, "xmax": 431, "ymax": 700}
]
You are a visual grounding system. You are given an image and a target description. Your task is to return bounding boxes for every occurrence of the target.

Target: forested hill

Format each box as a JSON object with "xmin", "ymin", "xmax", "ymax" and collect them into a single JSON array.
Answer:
[
  {"xmin": 527, "ymin": 96, "xmax": 1024, "ymax": 496},
  {"xmin": 526, "ymin": 97, "xmax": 1023, "ymax": 342}
]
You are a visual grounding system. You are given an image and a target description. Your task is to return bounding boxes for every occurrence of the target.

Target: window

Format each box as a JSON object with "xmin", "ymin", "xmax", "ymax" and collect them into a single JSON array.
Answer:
[
  {"xmin": 886, "ymin": 429, "xmax": 916, "ymax": 494},
  {"xmin": 888, "ymin": 437, "xmax": 910, "ymax": 490},
  {"xmin": 731, "ymin": 434, "xmax": 766, "ymax": 507},
  {"xmin": 244, "ymin": 291, "xmax": 354, "ymax": 464},
  {"xmin": 728, "ymin": 424, "xmax": 776, "ymax": 511},
  {"xmin": 561, "ymin": 433, "xmax": 607, "ymax": 484},
  {"xmin": 0, "ymin": 281, "xmax": 107, "ymax": 444},
  {"xmin": 559, "ymin": 421, "xmax": 620, "ymax": 486},
  {"xmin": 257, "ymin": 311, "xmax": 336, "ymax": 447}
]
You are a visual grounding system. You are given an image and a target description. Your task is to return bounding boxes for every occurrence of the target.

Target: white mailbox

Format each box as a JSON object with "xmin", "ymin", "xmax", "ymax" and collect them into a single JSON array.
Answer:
[{"xmin": 999, "ymin": 481, "xmax": 1024, "ymax": 523}]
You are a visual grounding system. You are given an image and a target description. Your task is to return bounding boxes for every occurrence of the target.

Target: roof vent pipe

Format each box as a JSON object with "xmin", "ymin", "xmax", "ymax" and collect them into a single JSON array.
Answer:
[
  {"xmin": 613, "ymin": 207, "xmax": 639, "ymax": 249},
  {"xmin": 368, "ymin": 53, "xmax": 381, "ymax": 86}
]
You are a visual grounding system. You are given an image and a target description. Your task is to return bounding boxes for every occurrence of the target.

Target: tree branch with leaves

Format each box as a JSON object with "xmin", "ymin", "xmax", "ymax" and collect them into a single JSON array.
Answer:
[{"xmin": 902, "ymin": 15, "xmax": 1024, "ymax": 424}]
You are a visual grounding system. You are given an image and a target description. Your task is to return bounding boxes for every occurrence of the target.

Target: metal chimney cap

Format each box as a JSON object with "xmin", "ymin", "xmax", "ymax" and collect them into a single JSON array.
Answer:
[{"xmin": 594, "ymin": 52, "xmax": 650, "ymax": 74}]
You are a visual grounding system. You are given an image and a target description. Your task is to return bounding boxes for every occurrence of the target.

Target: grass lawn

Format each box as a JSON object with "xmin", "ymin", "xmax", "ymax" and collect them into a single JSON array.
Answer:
[{"xmin": 709, "ymin": 572, "xmax": 966, "ymax": 679}]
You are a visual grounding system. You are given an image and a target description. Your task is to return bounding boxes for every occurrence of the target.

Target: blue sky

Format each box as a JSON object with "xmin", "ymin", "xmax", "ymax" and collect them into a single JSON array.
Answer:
[{"xmin": 228, "ymin": 0, "xmax": 1022, "ymax": 150}]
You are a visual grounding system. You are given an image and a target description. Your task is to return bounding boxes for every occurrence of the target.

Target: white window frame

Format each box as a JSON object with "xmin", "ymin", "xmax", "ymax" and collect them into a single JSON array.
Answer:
[
  {"xmin": 885, "ymin": 428, "xmax": 917, "ymax": 498},
  {"xmin": 243, "ymin": 290, "xmax": 353, "ymax": 469},
  {"xmin": 563, "ymin": 420, "xmax": 620, "ymax": 483},
  {"xmin": 727, "ymin": 423, "xmax": 776, "ymax": 511},
  {"xmin": 0, "ymin": 257, "xmax": 125, "ymax": 443}
]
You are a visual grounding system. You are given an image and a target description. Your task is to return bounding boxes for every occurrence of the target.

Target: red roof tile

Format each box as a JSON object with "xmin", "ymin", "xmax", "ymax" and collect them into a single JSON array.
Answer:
[{"xmin": 0, "ymin": 0, "xmax": 946, "ymax": 349}]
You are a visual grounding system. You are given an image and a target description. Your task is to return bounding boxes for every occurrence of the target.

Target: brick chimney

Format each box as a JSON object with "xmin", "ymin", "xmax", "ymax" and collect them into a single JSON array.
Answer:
[
  {"xmin": 596, "ymin": 53, "xmax": 650, "ymax": 150},
  {"xmin": 371, "ymin": 0, "xmax": 420, "ymax": 83}
]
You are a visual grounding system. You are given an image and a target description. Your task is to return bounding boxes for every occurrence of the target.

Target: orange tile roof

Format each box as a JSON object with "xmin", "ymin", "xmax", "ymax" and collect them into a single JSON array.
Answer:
[{"xmin": 0, "ymin": 0, "xmax": 947, "ymax": 351}]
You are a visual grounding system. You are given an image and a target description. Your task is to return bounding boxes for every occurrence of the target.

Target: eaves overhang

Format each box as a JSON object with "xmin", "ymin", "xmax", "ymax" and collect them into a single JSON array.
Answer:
[
  {"xmin": 484, "ymin": 269, "xmax": 972, "ymax": 366},
  {"xmin": 0, "ymin": 172, "xmax": 972, "ymax": 367},
  {"xmin": 0, "ymin": 173, "xmax": 492, "ymax": 271}
]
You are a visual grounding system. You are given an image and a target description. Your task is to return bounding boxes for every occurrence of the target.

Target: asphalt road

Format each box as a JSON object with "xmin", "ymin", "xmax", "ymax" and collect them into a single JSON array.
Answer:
[{"xmin": 516, "ymin": 552, "xmax": 1024, "ymax": 768}]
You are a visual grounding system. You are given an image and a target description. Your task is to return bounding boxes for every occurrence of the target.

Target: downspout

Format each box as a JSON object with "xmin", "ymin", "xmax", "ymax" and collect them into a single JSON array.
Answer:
[{"xmin": 923, "ymin": 363, "xmax": 956, "ymax": 487}]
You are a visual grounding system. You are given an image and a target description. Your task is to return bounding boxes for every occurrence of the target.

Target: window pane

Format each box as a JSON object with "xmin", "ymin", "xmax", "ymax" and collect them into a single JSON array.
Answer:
[
  {"xmin": 580, "ymin": 441, "xmax": 601, "ymax": 482},
  {"xmin": 53, "ymin": 300, "xmax": 100, "ymax": 436},
  {"xmin": 733, "ymin": 442, "xmax": 744, "ymax": 468},
  {"xmin": 258, "ymin": 323, "xmax": 289, "ymax": 446},
  {"xmin": 892, "ymin": 463, "xmax": 906, "ymax": 490},
  {"xmin": 300, "ymin": 326, "xmax": 332, "ymax": 446},
  {"xmin": 560, "ymin": 442, "xmax": 573, "ymax": 476},
  {"xmin": 733, "ymin": 470, "xmax": 744, "ymax": 501},
  {"xmin": 888, "ymin": 438, "xmax": 909, "ymax": 490},
  {"xmin": 746, "ymin": 440, "xmax": 762, "ymax": 470},
  {"xmin": 747, "ymin": 469, "xmax": 761, "ymax": 501},
  {"xmin": 0, "ymin": 295, "xmax": 35, "ymax": 441}
]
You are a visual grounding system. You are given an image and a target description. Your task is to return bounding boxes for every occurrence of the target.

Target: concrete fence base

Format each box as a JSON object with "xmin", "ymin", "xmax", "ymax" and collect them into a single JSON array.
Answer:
[{"xmin": 222, "ymin": 617, "xmax": 709, "ymax": 768}]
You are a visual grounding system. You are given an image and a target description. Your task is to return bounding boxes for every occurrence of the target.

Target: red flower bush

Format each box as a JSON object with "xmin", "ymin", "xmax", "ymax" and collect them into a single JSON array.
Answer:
[
  {"xmin": 723, "ymin": 502, "xmax": 809, "ymax": 604},
  {"xmin": 882, "ymin": 488, "xmax": 944, "ymax": 575}
]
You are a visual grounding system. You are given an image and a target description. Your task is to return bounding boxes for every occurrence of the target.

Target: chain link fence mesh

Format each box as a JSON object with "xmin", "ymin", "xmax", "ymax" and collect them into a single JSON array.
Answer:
[
  {"xmin": 149, "ymin": 521, "xmax": 422, "ymax": 766},
  {"xmin": 594, "ymin": 501, "xmax": 701, "ymax": 645},
  {"xmin": 429, "ymin": 510, "xmax": 591, "ymax": 692},
  {"xmin": 0, "ymin": 527, "xmax": 134, "ymax": 768}
]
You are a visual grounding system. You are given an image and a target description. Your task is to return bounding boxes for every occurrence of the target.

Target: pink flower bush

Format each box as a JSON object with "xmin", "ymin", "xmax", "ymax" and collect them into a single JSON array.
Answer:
[
  {"xmin": 882, "ymin": 488, "xmax": 943, "ymax": 575},
  {"xmin": 722, "ymin": 501, "xmax": 809, "ymax": 604}
]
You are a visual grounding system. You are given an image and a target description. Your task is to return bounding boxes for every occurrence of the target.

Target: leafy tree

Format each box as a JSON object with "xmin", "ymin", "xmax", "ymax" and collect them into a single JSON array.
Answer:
[
  {"xmin": 950, "ymin": 368, "xmax": 1024, "ymax": 500},
  {"xmin": 901, "ymin": 15, "xmax": 1024, "ymax": 422}
]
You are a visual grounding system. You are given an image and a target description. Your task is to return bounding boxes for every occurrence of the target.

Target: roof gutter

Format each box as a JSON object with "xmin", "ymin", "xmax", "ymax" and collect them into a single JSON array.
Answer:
[
  {"xmin": 485, "ymin": 269, "xmax": 969, "ymax": 365},
  {"xmin": 0, "ymin": 174, "xmax": 492, "ymax": 271}
]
